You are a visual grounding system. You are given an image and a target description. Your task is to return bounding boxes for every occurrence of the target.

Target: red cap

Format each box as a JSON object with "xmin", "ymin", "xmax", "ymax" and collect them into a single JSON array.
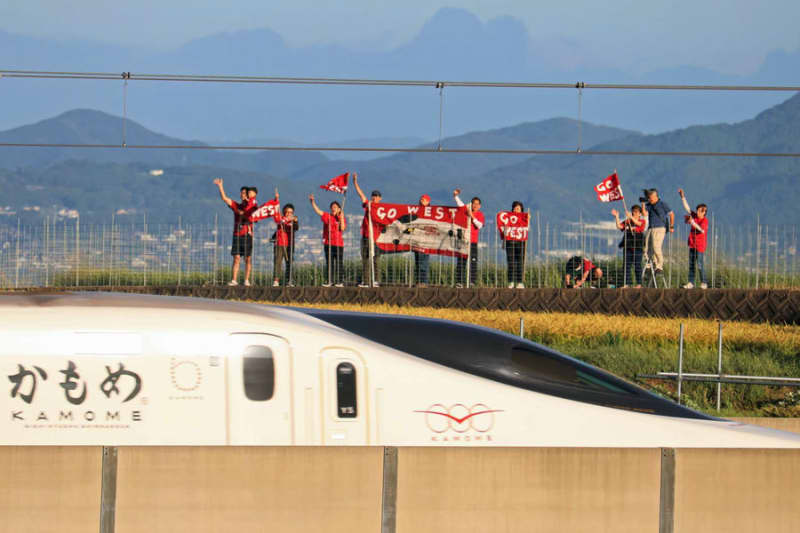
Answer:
[{"xmin": 420, "ymin": 194, "xmax": 431, "ymax": 204}]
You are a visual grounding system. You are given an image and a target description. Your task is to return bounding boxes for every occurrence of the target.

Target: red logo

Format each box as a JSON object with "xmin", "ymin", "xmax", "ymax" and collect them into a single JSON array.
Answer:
[{"xmin": 414, "ymin": 403, "xmax": 503, "ymax": 433}]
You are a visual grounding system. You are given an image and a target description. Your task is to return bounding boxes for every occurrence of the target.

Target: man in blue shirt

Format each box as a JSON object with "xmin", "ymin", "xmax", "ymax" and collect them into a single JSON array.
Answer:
[{"xmin": 644, "ymin": 189, "xmax": 674, "ymax": 274}]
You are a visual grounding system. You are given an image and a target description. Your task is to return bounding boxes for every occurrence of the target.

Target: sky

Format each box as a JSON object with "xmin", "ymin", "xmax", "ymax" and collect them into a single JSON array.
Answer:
[{"xmin": 2, "ymin": 0, "xmax": 800, "ymax": 75}]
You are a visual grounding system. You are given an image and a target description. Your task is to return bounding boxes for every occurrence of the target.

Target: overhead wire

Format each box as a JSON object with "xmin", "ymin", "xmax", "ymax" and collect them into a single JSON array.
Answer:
[{"xmin": 1, "ymin": 69, "xmax": 799, "ymax": 157}]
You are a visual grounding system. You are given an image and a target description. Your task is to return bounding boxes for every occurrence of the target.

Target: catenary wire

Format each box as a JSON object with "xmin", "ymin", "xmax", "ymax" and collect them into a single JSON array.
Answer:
[
  {"xmin": 2, "ymin": 69, "xmax": 800, "ymax": 91},
  {"xmin": 2, "ymin": 69, "xmax": 800, "ymax": 157},
  {"xmin": 0, "ymin": 142, "xmax": 798, "ymax": 157}
]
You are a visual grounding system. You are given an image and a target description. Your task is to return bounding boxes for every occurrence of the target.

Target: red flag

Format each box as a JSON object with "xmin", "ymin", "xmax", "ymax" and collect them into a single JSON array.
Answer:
[
  {"xmin": 320, "ymin": 172, "xmax": 349, "ymax": 194},
  {"xmin": 249, "ymin": 199, "xmax": 280, "ymax": 222},
  {"xmin": 594, "ymin": 172, "xmax": 624, "ymax": 202}
]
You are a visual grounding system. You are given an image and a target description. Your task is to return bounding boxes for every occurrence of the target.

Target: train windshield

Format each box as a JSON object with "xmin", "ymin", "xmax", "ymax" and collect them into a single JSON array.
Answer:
[{"xmin": 304, "ymin": 309, "xmax": 714, "ymax": 420}]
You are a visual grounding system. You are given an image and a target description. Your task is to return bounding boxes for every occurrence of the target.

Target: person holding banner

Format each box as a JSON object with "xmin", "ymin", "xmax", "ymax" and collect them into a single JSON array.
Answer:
[
  {"xmin": 213, "ymin": 178, "xmax": 257, "ymax": 287},
  {"xmin": 271, "ymin": 195, "xmax": 299, "ymax": 287},
  {"xmin": 413, "ymin": 194, "xmax": 432, "ymax": 286},
  {"xmin": 498, "ymin": 201, "xmax": 529, "ymax": 288},
  {"xmin": 309, "ymin": 193, "xmax": 346, "ymax": 287},
  {"xmin": 353, "ymin": 173, "xmax": 384, "ymax": 287},
  {"xmin": 678, "ymin": 188, "xmax": 709, "ymax": 289},
  {"xmin": 612, "ymin": 206, "xmax": 646, "ymax": 288},
  {"xmin": 454, "ymin": 189, "xmax": 484, "ymax": 288}
]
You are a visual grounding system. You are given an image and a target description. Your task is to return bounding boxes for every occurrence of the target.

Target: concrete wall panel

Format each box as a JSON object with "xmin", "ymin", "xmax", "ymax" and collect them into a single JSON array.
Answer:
[
  {"xmin": 396, "ymin": 447, "xmax": 662, "ymax": 533},
  {"xmin": 114, "ymin": 446, "xmax": 383, "ymax": 533},
  {"xmin": 675, "ymin": 448, "xmax": 800, "ymax": 533},
  {"xmin": 0, "ymin": 446, "xmax": 102, "ymax": 533}
]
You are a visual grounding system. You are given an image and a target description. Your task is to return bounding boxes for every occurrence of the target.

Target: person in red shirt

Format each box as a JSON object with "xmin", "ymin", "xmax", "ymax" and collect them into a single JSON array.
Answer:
[
  {"xmin": 453, "ymin": 189, "xmax": 485, "ymax": 288},
  {"xmin": 271, "ymin": 194, "xmax": 299, "ymax": 287},
  {"xmin": 214, "ymin": 178, "xmax": 257, "ymax": 286},
  {"xmin": 414, "ymin": 194, "xmax": 432, "ymax": 287},
  {"xmin": 309, "ymin": 193, "xmax": 347, "ymax": 287},
  {"xmin": 678, "ymin": 189, "xmax": 709, "ymax": 289},
  {"xmin": 353, "ymin": 173, "xmax": 385, "ymax": 287},
  {"xmin": 564, "ymin": 256, "xmax": 603, "ymax": 288},
  {"xmin": 612, "ymin": 205, "xmax": 646, "ymax": 287}
]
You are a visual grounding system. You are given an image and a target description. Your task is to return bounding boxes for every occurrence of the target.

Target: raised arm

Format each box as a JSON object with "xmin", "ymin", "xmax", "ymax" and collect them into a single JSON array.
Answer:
[
  {"xmin": 611, "ymin": 209, "xmax": 624, "ymax": 231},
  {"xmin": 308, "ymin": 194, "xmax": 324, "ymax": 217},
  {"xmin": 678, "ymin": 189, "xmax": 692, "ymax": 214},
  {"xmin": 339, "ymin": 212, "xmax": 347, "ymax": 231},
  {"xmin": 353, "ymin": 172, "xmax": 367, "ymax": 204},
  {"xmin": 213, "ymin": 178, "xmax": 234, "ymax": 207},
  {"xmin": 453, "ymin": 188, "xmax": 464, "ymax": 207}
]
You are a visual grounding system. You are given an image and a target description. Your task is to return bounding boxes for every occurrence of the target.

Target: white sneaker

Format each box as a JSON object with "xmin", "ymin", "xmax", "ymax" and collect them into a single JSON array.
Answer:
[
  {"xmin": 334, "ymin": 283, "xmax": 344, "ymax": 288},
  {"xmin": 516, "ymin": 283, "xmax": 525, "ymax": 289},
  {"xmin": 358, "ymin": 283, "xmax": 370, "ymax": 288},
  {"xmin": 272, "ymin": 280, "xmax": 280, "ymax": 287},
  {"xmin": 508, "ymin": 283, "xmax": 515, "ymax": 289},
  {"xmin": 372, "ymin": 282, "xmax": 380, "ymax": 287},
  {"xmin": 682, "ymin": 282, "xmax": 694, "ymax": 289},
  {"xmin": 455, "ymin": 283, "xmax": 464, "ymax": 288},
  {"xmin": 227, "ymin": 280, "xmax": 238, "ymax": 286},
  {"xmin": 244, "ymin": 280, "xmax": 251, "ymax": 287},
  {"xmin": 322, "ymin": 283, "xmax": 332, "ymax": 288},
  {"xmin": 700, "ymin": 282, "xmax": 708, "ymax": 289}
]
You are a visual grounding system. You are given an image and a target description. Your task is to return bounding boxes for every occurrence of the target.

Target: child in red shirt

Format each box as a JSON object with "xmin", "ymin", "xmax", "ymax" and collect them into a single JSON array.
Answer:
[
  {"xmin": 271, "ymin": 201, "xmax": 299, "ymax": 287},
  {"xmin": 214, "ymin": 178, "xmax": 257, "ymax": 286},
  {"xmin": 678, "ymin": 189, "xmax": 709, "ymax": 289},
  {"xmin": 309, "ymin": 193, "xmax": 347, "ymax": 287}
]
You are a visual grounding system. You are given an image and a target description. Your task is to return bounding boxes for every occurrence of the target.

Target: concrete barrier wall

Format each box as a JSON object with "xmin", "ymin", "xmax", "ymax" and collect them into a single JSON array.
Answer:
[
  {"xmin": 0, "ymin": 446, "xmax": 102, "ymax": 533},
  {"xmin": 396, "ymin": 447, "xmax": 661, "ymax": 533},
  {"xmin": 675, "ymin": 449, "xmax": 800, "ymax": 533},
  {"xmin": 2, "ymin": 445, "xmax": 800, "ymax": 533},
  {"xmin": 115, "ymin": 447, "xmax": 384, "ymax": 533}
]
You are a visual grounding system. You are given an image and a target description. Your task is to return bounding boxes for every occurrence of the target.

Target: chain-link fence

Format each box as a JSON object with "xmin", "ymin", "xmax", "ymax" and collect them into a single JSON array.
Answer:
[{"xmin": 1, "ymin": 213, "xmax": 797, "ymax": 289}]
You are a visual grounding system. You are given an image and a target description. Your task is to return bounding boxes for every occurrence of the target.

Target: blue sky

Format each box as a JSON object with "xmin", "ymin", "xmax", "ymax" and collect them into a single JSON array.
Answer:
[{"xmin": 3, "ymin": 0, "xmax": 799, "ymax": 75}]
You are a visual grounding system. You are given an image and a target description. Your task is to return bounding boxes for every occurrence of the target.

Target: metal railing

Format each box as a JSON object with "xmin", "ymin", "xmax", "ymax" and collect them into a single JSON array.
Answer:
[{"xmin": 0, "ymin": 214, "xmax": 798, "ymax": 290}]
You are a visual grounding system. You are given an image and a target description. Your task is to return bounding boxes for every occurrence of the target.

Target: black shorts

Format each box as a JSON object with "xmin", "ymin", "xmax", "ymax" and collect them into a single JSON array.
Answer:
[{"xmin": 231, "ymin": 234, "xmax": 253, "ymax": 257}]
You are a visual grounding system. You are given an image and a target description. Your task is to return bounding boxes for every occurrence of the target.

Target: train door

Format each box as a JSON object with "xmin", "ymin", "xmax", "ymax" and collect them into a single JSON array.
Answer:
[
  {"xmin": 320, "ymin": 348, "xmax": 368, "ymax": 445},
  {"xmin": 227, "ymin": 333, "xmax": 293, "ymax": 445}
]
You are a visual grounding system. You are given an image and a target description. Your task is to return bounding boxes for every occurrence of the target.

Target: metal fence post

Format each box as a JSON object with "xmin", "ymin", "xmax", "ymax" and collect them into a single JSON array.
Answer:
[
  {"xmin": 717, "ymin": 322, "xmax": 723, "ymax": 411},
  {"xmin": 677, "ymin": 323, "xmax": 684, "ymax": 405}
]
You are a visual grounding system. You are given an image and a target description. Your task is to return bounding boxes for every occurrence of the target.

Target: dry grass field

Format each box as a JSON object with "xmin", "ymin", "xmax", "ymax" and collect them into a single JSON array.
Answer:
[{"xmin": 280, "ymin": 303, "xmax": 800, "ymax": 351}]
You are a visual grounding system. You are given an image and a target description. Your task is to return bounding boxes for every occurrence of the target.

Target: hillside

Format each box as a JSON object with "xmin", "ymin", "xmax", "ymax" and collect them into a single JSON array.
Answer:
[
  {"xmin": 0, "ymin": 109, "xmax": 327, "ymax": 176},
  {"xmin": 0, "ymin": 93, "xmax": 799, "ymax": 226},
  {"xmin": 471, "ymin": 92, "xmax": 800, "ymax": 225},
  {"xmin": 2, "ymin": 8, "xmax": 798, "ymax": 141}
]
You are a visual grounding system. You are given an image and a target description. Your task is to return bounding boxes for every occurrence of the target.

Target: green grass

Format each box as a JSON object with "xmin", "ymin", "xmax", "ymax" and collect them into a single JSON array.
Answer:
[{"xmin": 532, "ymin": 335, "xmax": 800, "ymax": 417}]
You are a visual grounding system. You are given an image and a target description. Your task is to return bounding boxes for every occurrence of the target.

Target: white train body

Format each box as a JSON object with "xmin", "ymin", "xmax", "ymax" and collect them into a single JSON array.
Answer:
[{"xmin": 1, "ymin": 292, "xmax": 798, "ymax": 448}]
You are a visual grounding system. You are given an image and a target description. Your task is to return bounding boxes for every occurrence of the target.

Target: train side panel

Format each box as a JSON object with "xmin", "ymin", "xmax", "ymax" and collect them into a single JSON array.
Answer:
[{"xmin": 1, "ymin": 327, "xmax": 228, "ymax": 445}]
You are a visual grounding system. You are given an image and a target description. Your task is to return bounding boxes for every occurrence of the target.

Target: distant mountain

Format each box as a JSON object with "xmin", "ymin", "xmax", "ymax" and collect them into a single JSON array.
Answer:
[
  {"xmin": 1, "ymin": 93, "xmax": 799, "ymax": 228},
  {"xmin": 1, "ymin": 8, "xmax": 799, "ymax": 141},
  {"xmin": 289, "ymin": 117, "xmax": 640, "ymax": 201},
  {"xmin": 0, "ymin": 109, "xmax": 327, "ymax": 176},
  {"xmin": 469, "ymin": 92, "xmax": 800, "ymax": 226}
]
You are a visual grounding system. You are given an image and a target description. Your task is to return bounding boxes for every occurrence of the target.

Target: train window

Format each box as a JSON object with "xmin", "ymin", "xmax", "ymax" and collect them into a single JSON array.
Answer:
[
  {"xmin": 510, "ymin": 347, "xmax": 629, "ymax": 394},
  {"xmin": 243, "ymin": 346, "xmax": 274, "ymax": 401},
  {"xmin": 336, "ymin": 362, "xmax": 357, "ymax": 418}
]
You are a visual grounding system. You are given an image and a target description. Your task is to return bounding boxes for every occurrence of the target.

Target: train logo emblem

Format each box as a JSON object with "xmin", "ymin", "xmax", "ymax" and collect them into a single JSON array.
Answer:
[{"xmin": 414, "ymin": 403, "xmax": 503, "ymax": 434}]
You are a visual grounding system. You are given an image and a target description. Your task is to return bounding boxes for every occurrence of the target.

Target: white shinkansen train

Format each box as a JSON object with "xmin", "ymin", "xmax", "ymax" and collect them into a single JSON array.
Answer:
[{"xmin": 1, "ymin": 292, "xmax": 798, "ymax": 448}]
